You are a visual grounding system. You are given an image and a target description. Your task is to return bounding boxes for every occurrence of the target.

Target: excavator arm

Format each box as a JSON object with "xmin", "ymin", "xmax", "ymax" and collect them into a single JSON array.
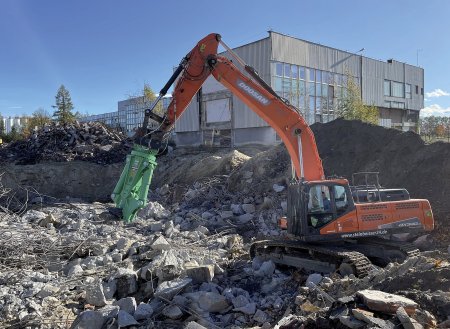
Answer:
[{"xmin": 112, "ymin": 33, "xmax": 324, "ymax": 221}]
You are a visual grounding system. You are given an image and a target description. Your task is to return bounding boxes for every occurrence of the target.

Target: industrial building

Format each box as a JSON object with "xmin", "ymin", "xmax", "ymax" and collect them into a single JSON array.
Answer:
[
  {"xmin": 81, "ymin": 96, "xmax": 171, "ymax": 136},
  {"xmin": 80, "ymin": 111, "xmax": 119, "ymax": 129},
  {"xmin": 0, "ymin": 116, "xmax": 29, "ymax": 134},
  {"xmin": 173, "ymin": 31, "xmax": 424, "ymax": 147}
]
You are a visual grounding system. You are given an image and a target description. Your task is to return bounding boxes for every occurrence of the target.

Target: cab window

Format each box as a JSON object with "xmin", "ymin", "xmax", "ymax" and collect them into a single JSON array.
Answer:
[
  {"xmin": 334, "ymin": 185, "xmax": 349, "ymax": 215},
  {"xmin": 308, "ymin": 185, "xmax": 333, "ymax": 229}
]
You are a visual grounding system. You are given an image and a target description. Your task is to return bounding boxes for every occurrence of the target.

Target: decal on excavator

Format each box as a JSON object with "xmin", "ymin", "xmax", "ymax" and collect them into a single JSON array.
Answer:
[
  {"xmin": 237, "ymin": 80, "xmax": 270, "ymax": 105},
  {"xmin": 341, "ymin": 230, "xmax": 388, "ymax": 238}
]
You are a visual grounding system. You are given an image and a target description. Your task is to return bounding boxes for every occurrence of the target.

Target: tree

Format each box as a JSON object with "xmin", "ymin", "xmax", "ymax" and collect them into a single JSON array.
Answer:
[
  {"xmin": 8, "ymin": 126, "xmax": 21, "ymax": 142},
  {"xmin": 24, "ymin": 108, "xmax": 52, "ymax": 134},
  {"xmin": 0, "ymin": 114, "xmax": 5, "ymax": 137},
  {"xmin": 336, "ymin": 72, "xmax": 379, "ymax": 125},
  {"xmin": 53, "ymin": 85, "xmax": 75, "ymax": 124}
]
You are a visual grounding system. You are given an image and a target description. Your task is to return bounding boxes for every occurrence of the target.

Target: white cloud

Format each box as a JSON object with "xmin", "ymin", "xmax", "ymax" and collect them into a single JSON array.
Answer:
[
  {"xmin": 420, "ymin": 104, "xmax": 450, "ymax": 117},
  {"xmin": 425, "ymin": 89, "xmax": 450, "ymax": 98}
]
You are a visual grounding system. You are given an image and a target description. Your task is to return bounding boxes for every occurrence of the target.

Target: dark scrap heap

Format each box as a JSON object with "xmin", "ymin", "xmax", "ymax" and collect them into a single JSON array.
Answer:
[{"xmin": 0, "ymin": 122, "xmax": 132, "ymax": 165}]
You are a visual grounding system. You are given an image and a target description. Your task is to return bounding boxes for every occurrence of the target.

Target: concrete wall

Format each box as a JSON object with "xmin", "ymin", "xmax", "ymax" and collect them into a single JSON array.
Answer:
[{"xmin": 0, "ymin": 162, "xmax": 123, "ymax": 202}]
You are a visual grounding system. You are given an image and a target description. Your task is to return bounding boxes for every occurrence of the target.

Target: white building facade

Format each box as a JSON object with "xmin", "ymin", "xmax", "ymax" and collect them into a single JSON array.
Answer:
[{"xmin": 1, "ymin": 116, "xmax": 29, "ymax": 134}]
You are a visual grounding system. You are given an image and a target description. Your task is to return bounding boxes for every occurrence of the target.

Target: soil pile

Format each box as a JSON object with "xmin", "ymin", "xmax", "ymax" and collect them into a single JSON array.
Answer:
[{"xmin": 0, "ymin": 122, "xmax": 132, "ymax": 165}]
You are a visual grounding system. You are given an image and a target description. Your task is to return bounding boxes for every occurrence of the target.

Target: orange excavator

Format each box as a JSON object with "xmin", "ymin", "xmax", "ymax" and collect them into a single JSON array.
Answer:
[{"xmin": 113, "ymin": 33, "xmax": 434, "ymax": 277}]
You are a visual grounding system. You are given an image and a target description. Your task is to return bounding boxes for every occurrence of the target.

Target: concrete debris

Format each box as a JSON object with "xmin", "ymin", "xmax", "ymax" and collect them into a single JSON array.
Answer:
[
  {"xmin": 69, "ymin": 310, "xmax": 104, "ymax": 329},
  {"xmin": 113, "ymin": 296, "xmax": 137, "ymax": 315},
  {"xmin": 198, "ymin": 291, "xmax": 230, "ymax": 313},
  {"xmin": 396, "ymin": 306, "xmax": 424, "ymax": 329},
  {"xmin": 155, "ymin": 277, "xmax": 192, "ymax": 301},
  {"xmin": 306, "ymin": 273, "xmax": 323, "ymax": 286},
  {"xmin": 162, "ymin": 304, "xmax": 183, "ymax": 319},
  {"xmin": 338, "ymin": 315, "xmax": 366, "ymax": 329},
  {"xmin": 85, "ymin": 281, "xmax": 106, "ymax": 307},
  {"xmin": 357, "ymin": 289, "xmax": 418, "ymax": 315},
  {"xmin": 186, "ymin": 265, "xmax": 215, "ymax": 284},
  {"xmin": 151, "ymin": 235, "xmax": 171, "ymax": 251},
  {"xmin": 117, "ymin": 309, "xmax": 139, "ymax": 327},
  {"xmin": 134, "ymin": 302, "xmax": 154, "ymax": 320}
]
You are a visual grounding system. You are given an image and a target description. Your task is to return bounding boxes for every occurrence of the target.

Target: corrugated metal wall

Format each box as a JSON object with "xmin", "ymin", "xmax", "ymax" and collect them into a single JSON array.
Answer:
[
  {"xmin": 174, "ymin": 98, "xmax": 200, "ymax": 132},
  {"xmin": 363, "ymin": 58, "xmax": 424, "ymax": 110},
  {"xmin": 230, "ymin": 38, "xmax": 272, "ymax": 129},
  {"xmin": 270, "ymin": 32, "xmax": 361, "ymax": 76}
]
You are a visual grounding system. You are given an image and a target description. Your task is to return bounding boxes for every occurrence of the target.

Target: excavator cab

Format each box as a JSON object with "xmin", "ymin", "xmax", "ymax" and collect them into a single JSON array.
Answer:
[{"xmin": 287, "ymin": 180, "xmax": 355, "ymax": 241}]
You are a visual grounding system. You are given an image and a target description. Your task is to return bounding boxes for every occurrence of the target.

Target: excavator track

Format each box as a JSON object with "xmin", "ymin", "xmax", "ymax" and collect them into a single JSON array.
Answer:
[
  {"xmin": 351, "ymin": 237, "xmax": 420, "ymax": 265},
  {"xmin": 250, "ymin": 240, "xmax": 372, "ymax": 278}
]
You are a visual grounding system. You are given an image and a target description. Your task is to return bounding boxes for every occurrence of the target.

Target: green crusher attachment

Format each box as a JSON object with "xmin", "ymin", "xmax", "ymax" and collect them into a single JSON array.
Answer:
[{"xmin": 111, "ymin": 144, "xmax": 157, "ymax": 222}]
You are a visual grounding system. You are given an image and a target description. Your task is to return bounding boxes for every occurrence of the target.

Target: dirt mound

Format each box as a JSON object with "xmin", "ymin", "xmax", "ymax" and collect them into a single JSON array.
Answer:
[{"xmin": 0, "ymin": 122, "xmax": 132, "ymax": 165}]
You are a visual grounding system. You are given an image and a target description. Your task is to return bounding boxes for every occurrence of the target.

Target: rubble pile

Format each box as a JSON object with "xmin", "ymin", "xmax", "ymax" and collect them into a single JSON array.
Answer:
[
  {"xmin": 0, "ymin": 122, "xmax": 131, "ymax": 165},
  {"xmin": 0, "ymin": 175, "xmax": 449, "ymax": 329}
]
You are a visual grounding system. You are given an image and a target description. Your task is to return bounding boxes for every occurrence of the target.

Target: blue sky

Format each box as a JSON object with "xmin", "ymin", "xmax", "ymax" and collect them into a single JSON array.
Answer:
[{"xmin": 1, "ymin": 0, "xmax": 449, "ymax": 117}]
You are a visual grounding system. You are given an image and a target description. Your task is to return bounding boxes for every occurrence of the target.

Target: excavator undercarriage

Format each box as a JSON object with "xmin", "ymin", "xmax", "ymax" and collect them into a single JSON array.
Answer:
[{"xmin": 250, "ymin": 237, "xmax": 420, "ymax": 278}]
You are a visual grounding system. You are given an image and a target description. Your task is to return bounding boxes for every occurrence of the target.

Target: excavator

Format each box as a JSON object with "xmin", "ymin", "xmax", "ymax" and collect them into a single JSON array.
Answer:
[{"xmin": 112, "ymin": 33, "xmax": 434, "ymax": 277}]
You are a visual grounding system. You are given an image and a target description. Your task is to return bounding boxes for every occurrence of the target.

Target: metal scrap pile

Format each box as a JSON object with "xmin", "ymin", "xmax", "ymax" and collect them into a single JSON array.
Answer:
[{"xmin": 0, "ymin": 122, "xmax": 132, "ymax": 165}]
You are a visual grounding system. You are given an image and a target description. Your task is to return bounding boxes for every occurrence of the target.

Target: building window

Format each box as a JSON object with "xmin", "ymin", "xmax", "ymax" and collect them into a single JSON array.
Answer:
[
  {"xmin": 391, "ymin": 101, "xmax": 405, "ymax": 109},
  {"xmin": 392, "ymin": 81, "xmax": 404, "ymax": 98},
  {"xmin": 291, "ymin": 65, "xmax": 298, "ymax": 79},
  {"xmin": 299, "ymin": 67, "xmax": 306, "ymax": 80},
  {"xmin": 275, "ymin": 63, "xmax": 283, "ymax": 77},
  {"xmin": 421, "ymin": 88, "xmax": 424, "ymax": 95},
  {"xmin": 308, "ymin": 82, "xmax": 315, "ymax": 96},
  {"xmin": 416, "ymin": 85, "xmax": 419, "ymax": 94},
  {"xmin": 322, "ymin": 71, "xmax": 328, "ymax": 84},
  {"xmin": 316, "ymin": 70, "xmax": 322, "ymax": 83},
  {"xmin": 308, "ymin": 68, "xmax": 315, "ymax": 82},
  {"xmin": 284, "ymin": 64, "xmax": 291, "ymax": 78},
  {"xmin": 384, "ymin": 80, "xmax": 391, "ymax": 96},
  {"xmin": 405, "ymin": 84, "xmax": 411, "ymax": 99}
]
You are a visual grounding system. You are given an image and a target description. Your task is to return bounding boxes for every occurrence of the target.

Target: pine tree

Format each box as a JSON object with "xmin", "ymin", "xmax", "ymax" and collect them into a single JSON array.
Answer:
[{"xmin": 53, "ymin": 85, "xmax": 75, "ymax": 124}]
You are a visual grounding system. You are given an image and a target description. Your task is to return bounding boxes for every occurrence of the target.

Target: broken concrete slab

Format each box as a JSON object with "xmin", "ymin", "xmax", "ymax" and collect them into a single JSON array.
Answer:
[
  {"xmin": 117, "ymin": 310, "xmax": 139, "ymax": 327},
  {"xmin": 162, "ymin": 305, "xmax": 183, "ymax": 319},
  {"xmin": 352, "ymin": 308, "xmax": 395, "ymax": 329},
  {"xmin": 339, "ymin": 315, "xmax": 365, "ymax": 329},
  {"xmin": 134, "ymin": 303, "xmax": 154, "ymax": 321},
  {"xmin": 357, "ymin": 290, "xmax": 418, "ymax": 315},
  {"xmin": 113, "ymin": 296, "xmax": 137, "ymax": 315},
  {"xmin": 154, "ymin": 277, "xmax": 192, "ymax": 301},
  {"xmin": 69, "ymin": 310, "xmax": 104, "ymax": 329},
  {"xmin": 85, "ymin": 281, "xmax": 107, "ymax": 307},
  {"xmin": 198, "ymin": 292, "xmax": 230, "ymax": 313},
  {"xmin": 97, "ymin": 305, "xmax": 119, "ymax": 321},
  {"xmin": 151, "ymin": 235, "xmax": 171, "ymax": 251},
  {"xmin": 396, "ymin": 306, "xmax": 424, "ymax": 329},
  {"xmin": 186, "ymin": 265, "xmax": 214, "ymax": 284}
]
